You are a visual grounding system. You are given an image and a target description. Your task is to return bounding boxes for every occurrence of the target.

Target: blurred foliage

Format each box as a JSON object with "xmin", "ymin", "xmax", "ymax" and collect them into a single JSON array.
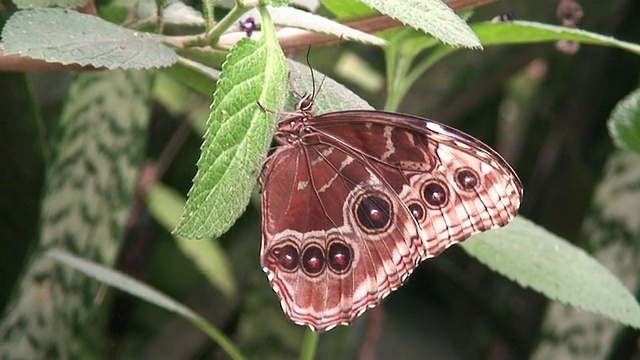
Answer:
[{"xmin": 2, "ymin": 0, "xmax": 640, "ymax": 359}]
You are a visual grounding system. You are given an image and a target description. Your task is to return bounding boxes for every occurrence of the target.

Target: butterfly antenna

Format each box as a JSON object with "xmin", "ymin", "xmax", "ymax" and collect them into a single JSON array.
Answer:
[
  {"xmin": 316, "ymin": 70, "xmax": 329, "ymax": 99},
  {"xmin": 304, "ymin": 46, "xmax": 317, "ymax": 99},
  {"xmin": 304, "ymin": 34, "xmax": 342, "ymax": 100},
  {"xmin": 314, "ymin": 34, "xmax": 343, "ymax": 98}
]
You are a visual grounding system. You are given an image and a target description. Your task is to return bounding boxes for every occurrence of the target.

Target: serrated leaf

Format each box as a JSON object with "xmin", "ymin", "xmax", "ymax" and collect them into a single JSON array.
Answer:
[
  {"xmin": 381, "ymin": 19, "xmax": 640, "ymax": 113},
  {"xmin": 608, "ymin": 88, "xmax": 640, "ymax": 154},
  {"xmin": 2, "ymin": 9, "xmax": 177, "ymax": 69},
  {"xmin": 473, "ymin": 20, "xmax": 640, "ymax": 55},
  {"xmin": 360, "ymin": 0, "xmax": 481, "ymax": 48},
  {"xmin": 176, "ymin": 10, "xmax": 288, "ymax": 239},
  {"xmin": 12, "ymin": 0, "xmax": 84, "ymax": 9},
  {"xmin": 247, "ymin": 6, "xmax": 386, "ymax": 46},
  {"xmin": 532, "ymin": 150, "xmax": 640, "ymax": 359},
  {"xmin": 462, "ymin": 217, "xmax": 640, "ymax": 329},
  {"xmin": 0, "ymin": 70, "xmax": 151, "ymax": 358},
  {"xmin": 45, "ymin": 249, "xmax": 245, "ymax": 360},
  {"xmin": 146, "ymin": 182, "xmax": 237, "ymax": 299}
]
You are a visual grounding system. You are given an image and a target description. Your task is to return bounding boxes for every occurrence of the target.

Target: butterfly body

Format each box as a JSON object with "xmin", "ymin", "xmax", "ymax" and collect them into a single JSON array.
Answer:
[{"xmin": 260, "ymin": 99, "xmax": 523, "ymax": 332}]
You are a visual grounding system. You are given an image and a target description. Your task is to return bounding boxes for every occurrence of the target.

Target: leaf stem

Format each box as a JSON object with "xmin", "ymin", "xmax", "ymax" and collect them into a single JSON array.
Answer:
[
  {"xmin": 206, "ymin": 3, "xmax": 251, "ymax": 46},
  {"xmin": 202, "ymin": 0, "xmax": 216, "ymax": 31},
  {"xmin": 384, "ymin": 52, "xmax": 411, "ymax": 112},
  {"xmin": 299, "ymin": 329, "xmax": 319, "ymax": 360}
]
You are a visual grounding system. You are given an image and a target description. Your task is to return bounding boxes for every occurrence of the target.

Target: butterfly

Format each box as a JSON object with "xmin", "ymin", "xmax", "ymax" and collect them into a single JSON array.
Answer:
[{"xmin": 259, "ymin": 88, "xmax": 523, "ymax": 332}]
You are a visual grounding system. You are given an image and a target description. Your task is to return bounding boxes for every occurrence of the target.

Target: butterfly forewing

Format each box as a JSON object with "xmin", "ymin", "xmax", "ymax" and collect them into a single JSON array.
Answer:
[
  {"xmin": 260, "ymin": 109, "xmax": 523, "ymax": 332},
  {"xmin": 310, "ymin": 111, "xmax": 522, "ymax": 254}
]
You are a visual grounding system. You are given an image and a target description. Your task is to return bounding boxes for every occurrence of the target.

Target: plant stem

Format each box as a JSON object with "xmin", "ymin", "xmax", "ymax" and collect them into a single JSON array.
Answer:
[
  {"xmin": 202, "ymin": 0, "xmax": 216, "ymax": 31},
  {"xmin": 299, "ymin": 329, "xmax": 319, "ymax": 360},
  {"xmin": 206, "ymin": 3, "xmax": 250, "ymax": 46}
]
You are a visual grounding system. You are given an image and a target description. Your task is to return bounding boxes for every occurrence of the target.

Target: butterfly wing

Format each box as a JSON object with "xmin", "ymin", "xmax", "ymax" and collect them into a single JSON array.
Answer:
[
  {"xmin": 260, "ymin": 110, "xmax": 522, "ymax": 332},
  {"xmin": 261, "ymin": 138, "xmax": 423, "ymax": 332},
  {"xmin": 310, "ymin": 110, "xmax": 523, "ymax": 255}
]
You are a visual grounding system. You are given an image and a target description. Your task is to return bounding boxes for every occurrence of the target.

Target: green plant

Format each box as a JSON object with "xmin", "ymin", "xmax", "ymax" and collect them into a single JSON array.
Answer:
[{"xmin": 1, "ymin": 0, "xmax": 639, "ymax": 358}]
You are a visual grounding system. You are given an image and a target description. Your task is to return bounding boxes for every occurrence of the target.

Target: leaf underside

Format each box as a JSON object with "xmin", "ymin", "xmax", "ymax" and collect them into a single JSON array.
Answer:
[
  {"xmin": 2, "ymin": 8, "xmax": 177, "ymax": 69},
  {"xmin": 463, "ymin": 216, "xmax": 640, "ymax": 329}
]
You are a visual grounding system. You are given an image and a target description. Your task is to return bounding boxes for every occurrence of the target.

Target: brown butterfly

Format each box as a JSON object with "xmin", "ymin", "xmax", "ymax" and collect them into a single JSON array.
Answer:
[{"xmin": 259, "ymin": 91, "xmax": 523, "ymax": 332}]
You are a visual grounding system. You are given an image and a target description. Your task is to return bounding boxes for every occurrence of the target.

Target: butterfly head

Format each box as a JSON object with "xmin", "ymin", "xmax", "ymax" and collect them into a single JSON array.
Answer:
[
  {"xmin": 274, "ymin": 93, "xmax": 317, "ymax": 144},
  {"xmin": 296, "ymin": 92, "xmax": 315, "ymax": 114}
]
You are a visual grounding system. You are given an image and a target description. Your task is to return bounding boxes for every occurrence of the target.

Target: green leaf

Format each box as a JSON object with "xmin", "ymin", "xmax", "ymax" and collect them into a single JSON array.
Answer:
[
  {"xmin": 462, "ymin": 216, "xmax": 640, "ymax": 329},
  {"xmin": 146, "ymin": 182, "xmax": 238, "ymax": 299},
  {"xmin": 45, "ymin": 249, "xmax": 245, "ymax": 360},
  {"xmin": 322, "ymin": 0, "xmax": 376, "ymax": 19},
  {"xmin": 360, "ymin": 0, "xmax": 481, "ymax": 48},
  {"xmin": 473, "ymin": 20, "xmax": 640, "ymax": 55},
  {"xmin": 608, "ymin": 88, "xmax": 640, "ymax": 154},
  {"xmin": 260, "ymin": 6, "xmax": 386, "ymax": 46},
  {"xmin": 532, "ymin": 150, "xmax": 640, "ymax": 358},
  {"xmin": 2, "ymin": 9, "xmax": 177, "ymax": 69},
  {"xmin": 175, "ymin": 8, "xmax": 288, "ymax": 239},
  {"xmin": 0, "ymin": 70, "xmax": 152, "ymax": 358},
  {"xmin": 381, "ymin": 18, "xmax": 640, "ymax": 112},
  {"xmin": 12, "ymin": 0, "xmax": 85, "ymax": 9}
]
